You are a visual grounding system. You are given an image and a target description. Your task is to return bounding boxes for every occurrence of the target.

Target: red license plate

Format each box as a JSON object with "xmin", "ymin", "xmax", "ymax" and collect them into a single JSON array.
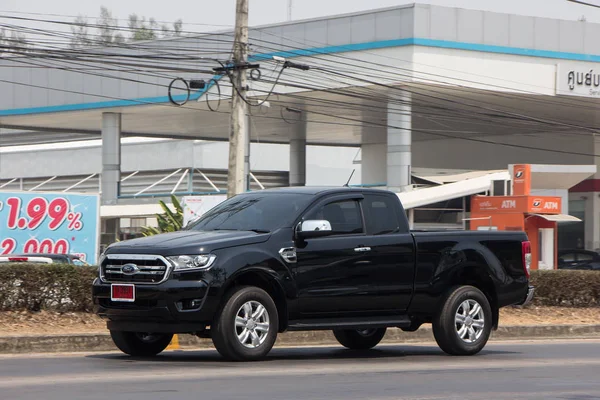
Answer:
[{"xmin": 111, "ymin": 284, "xmax": 135, "ymax": 302}]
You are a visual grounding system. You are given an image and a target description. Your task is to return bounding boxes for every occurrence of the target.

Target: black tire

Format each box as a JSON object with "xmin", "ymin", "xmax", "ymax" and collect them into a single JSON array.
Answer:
[
  {"xmin": 211, "ymin": 286, "xmax": 279, "ymax": 361},
  {"xmin": 110, "ymin": 331, "xmax": 173, "ymax": 357},
  {"xmin": 333, "ymin": 328, "xmax": 387, "ymax": 350},
  {"xmin": 432, "ymin": 285, "xmax": 493, "ymax": 356}
]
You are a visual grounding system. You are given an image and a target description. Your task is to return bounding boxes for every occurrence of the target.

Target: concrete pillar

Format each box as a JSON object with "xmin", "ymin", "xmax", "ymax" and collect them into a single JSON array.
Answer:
[
  {"xmin": 361, "ymin": 117, "xmax": 387, "ymax": 186},
  {"xmin": 361, "ymin": 143, "xmax": 387, "ymax": 186},
  {"xmin": 387, "ymin": 90, "xmax": 412, "ymax": 193},
  {"xmin": 289, "ymin": 112, "xmax": 307, "ymax": 187},
  {"xmin": 101, "ymin": 112, "xmax": 121, "ymax": 205}
]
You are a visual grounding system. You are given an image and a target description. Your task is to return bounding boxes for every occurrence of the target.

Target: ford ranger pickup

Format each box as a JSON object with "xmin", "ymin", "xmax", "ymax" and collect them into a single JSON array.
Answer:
[{"xmin": 93, "ymin": 187, "xmax": 534, "ymax": 361}]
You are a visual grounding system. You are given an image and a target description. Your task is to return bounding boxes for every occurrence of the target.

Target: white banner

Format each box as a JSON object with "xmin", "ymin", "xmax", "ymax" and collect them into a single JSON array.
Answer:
[{"xmin": 181, "ymin": 195, "xmax": 226, "ymax": 227}]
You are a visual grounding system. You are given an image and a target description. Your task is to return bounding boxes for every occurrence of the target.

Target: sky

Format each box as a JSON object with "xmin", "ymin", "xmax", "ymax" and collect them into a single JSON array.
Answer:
[{"xmin": 3, "ymin": 0, "xmax": 600, "ymax": 34}]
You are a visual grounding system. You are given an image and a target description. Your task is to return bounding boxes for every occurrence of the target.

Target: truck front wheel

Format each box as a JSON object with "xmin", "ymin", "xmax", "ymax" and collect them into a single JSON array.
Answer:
[
  {"xmin": 211, "ymin": 286, "xmax": 279, "ymax": 361},
  {"xmin": 333, "ymin": 328, "xmax": 387, "ymax": 350},
  {"xmin": 432, "ymin": 285, "xmax": 493, "ymax": 356},
  {"xmin": 110, "ymin": 331, "xmax": 173, "ymax": 357}
]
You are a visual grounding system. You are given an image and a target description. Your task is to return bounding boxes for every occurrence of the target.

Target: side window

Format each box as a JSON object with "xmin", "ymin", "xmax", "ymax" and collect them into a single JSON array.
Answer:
[
  {"xmin": 560, "ymin": 253, "xmax": 576, "ymax": 262},
  {"xmin": 577, "ymin": 252, "xmax": 594, "ymax": 262},
  {"xmin": 363, "ymin": 195, "xmax": 400, "ymax": 235},
  {"xmin": 305, "ymin": 199, "xmax": 363, "ymax": 235}
]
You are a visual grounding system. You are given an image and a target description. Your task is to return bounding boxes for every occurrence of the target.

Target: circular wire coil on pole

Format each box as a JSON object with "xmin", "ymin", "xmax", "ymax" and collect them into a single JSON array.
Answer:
[
  {"xmin": 206, "ymin": 78, "xmax": 222, "ymax": 112},
  {"xmin": 249, "ymin": 68, "xmax": 262, "ymax": 81},
  {"xmin": 168, "ymin": 78, "xmax": 191, "ymax": 106}
]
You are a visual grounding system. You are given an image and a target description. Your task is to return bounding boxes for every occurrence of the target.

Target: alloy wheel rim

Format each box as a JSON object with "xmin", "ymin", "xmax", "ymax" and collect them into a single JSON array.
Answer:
[
  {"xmin": 454, "ymin": 299, "xmax": 485, "ymax": 344},
  {"xmin": 234, "ymin": 300, "xmax": 270, "ymax": 349}
]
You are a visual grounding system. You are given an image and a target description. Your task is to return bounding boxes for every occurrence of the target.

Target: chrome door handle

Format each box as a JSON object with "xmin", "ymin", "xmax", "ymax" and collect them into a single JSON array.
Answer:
[{"xmin": 354, "ymin": 247, "xmax": 371, "ymax": 252}]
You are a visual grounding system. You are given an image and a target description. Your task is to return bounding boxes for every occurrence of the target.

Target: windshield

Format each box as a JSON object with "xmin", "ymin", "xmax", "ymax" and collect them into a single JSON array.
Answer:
[{"xmin": 185, "ymin": 193, "xmax": 312, "ymax": 233}]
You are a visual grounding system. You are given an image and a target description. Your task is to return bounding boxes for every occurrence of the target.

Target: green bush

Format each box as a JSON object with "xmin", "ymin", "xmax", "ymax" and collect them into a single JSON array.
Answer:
[
  {"xmin": 0, "ymin": 263, "xmax": 98, "ymax": 312},
  {"xmin": 530, "ymin": 270, "xmax": 600, "ymax": 307},
  {"xmin": 0, "ymin": 264, "xmax": 599, "ymax": 312}
]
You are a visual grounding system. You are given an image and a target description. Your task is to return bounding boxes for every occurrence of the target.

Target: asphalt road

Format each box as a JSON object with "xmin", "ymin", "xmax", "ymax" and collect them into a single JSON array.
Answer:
[{"xmin": 1, "ymin": 339, "xmax": 599, "ymax": 400}]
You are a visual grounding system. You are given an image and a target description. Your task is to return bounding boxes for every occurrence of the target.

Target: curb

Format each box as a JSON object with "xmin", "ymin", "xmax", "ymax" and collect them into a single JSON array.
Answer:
[{"xmin": 2, "ymin": 324, "xmax": 600, "ymax": 354}]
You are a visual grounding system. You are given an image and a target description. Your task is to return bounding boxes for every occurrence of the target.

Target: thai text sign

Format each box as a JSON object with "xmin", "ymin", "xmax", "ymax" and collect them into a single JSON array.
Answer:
[{"xmin": 557, "ymin": 63, "xmax": 600, "ymax": 98}]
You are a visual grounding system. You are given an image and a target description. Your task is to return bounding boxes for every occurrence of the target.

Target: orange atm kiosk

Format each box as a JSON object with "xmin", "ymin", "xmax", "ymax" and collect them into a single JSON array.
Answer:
[{"xmin": 470, "ymin": 164, "xmax": 561, "ymax": 270}]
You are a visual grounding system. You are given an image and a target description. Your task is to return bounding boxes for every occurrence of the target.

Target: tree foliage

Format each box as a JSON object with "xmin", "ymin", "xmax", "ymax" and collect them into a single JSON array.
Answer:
[
  {"xmin": 98, "ymin": 6, "xmax": 125, "ymax": 46},
  {"xmin": 71, "ymin": 6, "xmax": 182, "ymax": 48},
  {"xmin": 0, "ymin": 28, "xmax": 29, "ymax": 55},
  {"xmin": 141, "ymin": 195, "xmax": 184, "ymax": 236},
  {"xmin": 70, "ymin": 7, "xmax": 125, "ymax": 48},
  {"xmin": 70, "ymin": 15, "xmax": 93, "ymax": 48},
  {"xmin": 128, "ymin": 14, "xmax": 159, "ymax": 41}
]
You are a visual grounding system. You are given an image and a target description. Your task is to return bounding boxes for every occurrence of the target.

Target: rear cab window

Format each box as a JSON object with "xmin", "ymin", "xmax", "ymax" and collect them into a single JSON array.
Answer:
[{"xmin": 362, "ymin": 194, "xmax": 402, "ymax": 235}]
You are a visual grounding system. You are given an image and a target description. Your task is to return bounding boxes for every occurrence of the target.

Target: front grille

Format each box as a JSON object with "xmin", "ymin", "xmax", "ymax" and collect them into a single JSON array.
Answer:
[{"xmin": 101, "ymin": 255, "xmax": 170, "ymax": 284}]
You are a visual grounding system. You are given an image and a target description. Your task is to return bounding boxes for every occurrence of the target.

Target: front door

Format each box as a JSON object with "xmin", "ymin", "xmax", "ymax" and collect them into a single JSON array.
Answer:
[{"xmin": 294, "ymin": 196, "xmax": 380, "ymax": 317}]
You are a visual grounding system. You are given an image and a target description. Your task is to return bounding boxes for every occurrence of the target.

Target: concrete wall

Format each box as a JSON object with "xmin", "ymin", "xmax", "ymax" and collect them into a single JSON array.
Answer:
[{"xmin": 413, "ymin": 4, "xmax": 600, "ymax": 54}]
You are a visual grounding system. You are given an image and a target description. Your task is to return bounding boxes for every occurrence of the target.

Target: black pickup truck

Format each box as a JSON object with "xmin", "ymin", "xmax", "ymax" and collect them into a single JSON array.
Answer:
[{"xmin": 93, "ymin": 187, "xmax": 534, "ymax": 361}]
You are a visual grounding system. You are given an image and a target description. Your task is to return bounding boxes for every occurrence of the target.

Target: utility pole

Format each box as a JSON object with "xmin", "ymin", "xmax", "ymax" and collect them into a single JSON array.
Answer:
[
  {"xmin": 227, "ymin": 0, "xmax": 249, "ymax": 198},
  {"xmin": 287, "ymin": 0, "xmax": 293, "ymax": 21}
]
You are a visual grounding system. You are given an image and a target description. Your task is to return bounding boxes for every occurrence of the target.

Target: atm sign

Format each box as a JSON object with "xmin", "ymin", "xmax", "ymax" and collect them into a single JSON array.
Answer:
[{"xmin": 529, "ymin": 198, "xmax": 561, "ymax": 213}]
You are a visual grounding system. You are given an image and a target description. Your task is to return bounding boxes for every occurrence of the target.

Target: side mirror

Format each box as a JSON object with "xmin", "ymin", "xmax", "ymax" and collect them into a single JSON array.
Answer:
[{"xmin": 296, "ymin": 220, "xmax": 333, "ymax": 240}]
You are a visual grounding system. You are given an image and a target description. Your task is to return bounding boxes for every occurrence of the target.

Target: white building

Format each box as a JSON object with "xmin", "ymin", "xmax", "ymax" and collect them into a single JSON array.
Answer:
[{"xmin": 2, "ymin": 3, "xmax": 600, "ymax": 251}]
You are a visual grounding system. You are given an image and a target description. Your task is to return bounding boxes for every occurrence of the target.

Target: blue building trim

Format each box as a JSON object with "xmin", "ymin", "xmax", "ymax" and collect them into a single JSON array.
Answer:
[
  {"xmin": 0, "ymin": 77, "xmax": 218, "ymax": 117},
  {"xmin": 2, "ymin": 37, "xmax": 600, "ymax": 117}
]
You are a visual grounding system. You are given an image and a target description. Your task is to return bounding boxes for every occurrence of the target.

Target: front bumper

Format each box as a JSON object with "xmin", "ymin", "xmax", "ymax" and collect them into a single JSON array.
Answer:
[
  {"xmin": 93, "ymin": 278, "xmax": 217, "ymax": 333},
  {"xmin": 519, "ymin": 285, "xmax": 535, "ymax": 306}
]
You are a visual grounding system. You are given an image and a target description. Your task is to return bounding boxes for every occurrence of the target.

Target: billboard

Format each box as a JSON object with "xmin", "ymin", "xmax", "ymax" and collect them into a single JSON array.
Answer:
[{"xmin": 0, "ymin": 191, "xmax": 100, "ymax": 263}]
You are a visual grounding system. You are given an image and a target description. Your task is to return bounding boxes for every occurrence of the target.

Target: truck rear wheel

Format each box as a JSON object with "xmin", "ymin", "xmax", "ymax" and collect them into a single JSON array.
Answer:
[
  {"xmin": 211, "ymin": 286, "xmax": 279, "ymax": 361},
  {"xmin": 333, "ymin": 328, "xmax": 387, "ymax": 350},
  {"xmin": 432, "ymin": 285, "xmax": 492, "ymax": 356},
  {"xmin": 110, "ymin": 331, "xmax": 173, "ymax": 357}
]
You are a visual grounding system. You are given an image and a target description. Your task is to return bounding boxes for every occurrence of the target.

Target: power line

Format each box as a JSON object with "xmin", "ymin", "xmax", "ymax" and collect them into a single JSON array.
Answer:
[
  {"xmin": 3, "ymin": 36, "xmax": 596, "ymax": 139},
  {"xmin": 4, "ymin": 9, "xmax": 600, "ymax": 118},
  {"xmin": 3, "ymin": 71, "xmax": 596, "ymax": 159},
  {"xmin": 2, "ymin": 17, "xmax": 600, "ymax": 159},
  {"xmin": 5, "ymin": 13, "xmax": 599, "ymax": 123},
  {"xmin": 0, "ymin": 9, "xmax": 233, "ymax": 28}
]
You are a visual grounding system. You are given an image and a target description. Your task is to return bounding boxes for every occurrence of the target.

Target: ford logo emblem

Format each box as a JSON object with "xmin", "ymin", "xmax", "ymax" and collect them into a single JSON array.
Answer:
[{"xmin": 121, "ymin": 263, "xmax": 139, "ymax": 275}]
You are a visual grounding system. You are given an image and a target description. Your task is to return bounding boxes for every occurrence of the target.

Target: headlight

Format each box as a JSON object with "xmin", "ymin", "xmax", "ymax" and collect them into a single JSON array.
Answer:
[{"xmin": 167, "ymin": 254, "xmax": 217, "ymax": 271}]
